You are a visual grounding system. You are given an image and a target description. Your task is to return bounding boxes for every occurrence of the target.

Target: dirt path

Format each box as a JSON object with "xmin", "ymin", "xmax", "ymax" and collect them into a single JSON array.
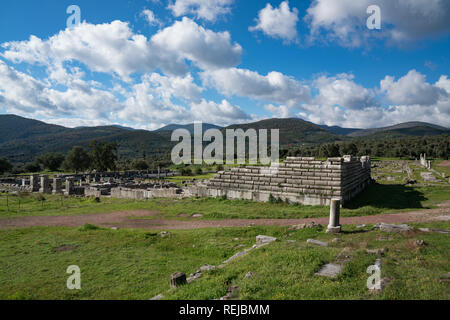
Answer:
[{"xmin": 1, "ymin": 205, "xmax": 449, "ymax": 230}]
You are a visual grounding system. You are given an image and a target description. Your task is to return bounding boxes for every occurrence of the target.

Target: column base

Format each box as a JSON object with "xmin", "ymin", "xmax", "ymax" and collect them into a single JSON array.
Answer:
[{"xmin": 326, "ymin": 225, "xmax": 342, "ymax": 234}]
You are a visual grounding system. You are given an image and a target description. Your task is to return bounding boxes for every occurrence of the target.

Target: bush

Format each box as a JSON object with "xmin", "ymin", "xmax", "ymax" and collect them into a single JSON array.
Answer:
[
  {"xmin": 24, "ymin": 162, "xmax": 41, "ymax": 173},
  {"xmin": 181, "ymin": 168, "xmax": 193, "ymax": 176},
  {"xmin": 79, "ymin": 224, "xmax": 101, "ymax": 231},
  {"xmin": 0, "ymin": 157, "xmax": 13, "ymax": 175}
]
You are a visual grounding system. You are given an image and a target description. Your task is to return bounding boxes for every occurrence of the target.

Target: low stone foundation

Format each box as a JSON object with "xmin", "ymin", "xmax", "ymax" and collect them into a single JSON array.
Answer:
[
  {"xmin": 192, "ymin": 156, "xmax": 372, "ymax": 205},
  {"xmin": 110, "ymin": 187, "xmax": 183, "ymax": 200}
]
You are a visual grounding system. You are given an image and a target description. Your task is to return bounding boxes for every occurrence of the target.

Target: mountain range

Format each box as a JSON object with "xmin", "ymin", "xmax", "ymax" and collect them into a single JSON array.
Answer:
[{"xmin": 0, "ymin": 114, "xmax": 448, "ymax": 164}]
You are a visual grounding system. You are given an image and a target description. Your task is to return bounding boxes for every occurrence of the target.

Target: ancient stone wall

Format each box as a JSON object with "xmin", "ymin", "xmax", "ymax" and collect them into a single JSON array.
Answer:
[
  {"xmin": 110, "ymin": 187, "xmax": 183, "ymax": 200},
  {"xmin": 201, "ymin": 156, "xmax": 371, "ymax": 205}
]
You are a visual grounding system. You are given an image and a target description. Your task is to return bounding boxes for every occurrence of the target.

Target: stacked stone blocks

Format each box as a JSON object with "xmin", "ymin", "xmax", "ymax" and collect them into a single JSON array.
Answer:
[{"xmin": 205, "ymin": 156, "xmax": 371, "ymax": 205}]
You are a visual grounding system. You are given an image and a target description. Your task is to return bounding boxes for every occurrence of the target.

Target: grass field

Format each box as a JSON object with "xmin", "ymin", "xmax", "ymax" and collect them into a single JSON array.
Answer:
[
  {"xmin": 1, "ymin": 159, "xmax": 449, "ymax": 300},
  {"xmin": 0, "ymin": 222, "xmax": 448, "ymax": 300},
  {"xmin": 1, "ymin": 182, "xmax": 449, "ymax": 220}
]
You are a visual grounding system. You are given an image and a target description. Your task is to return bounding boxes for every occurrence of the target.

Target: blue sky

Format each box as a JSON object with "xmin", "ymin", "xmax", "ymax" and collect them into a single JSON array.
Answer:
[{"xmin": 0, "ymin": 0, "xmax": 449, "ymax": 130}]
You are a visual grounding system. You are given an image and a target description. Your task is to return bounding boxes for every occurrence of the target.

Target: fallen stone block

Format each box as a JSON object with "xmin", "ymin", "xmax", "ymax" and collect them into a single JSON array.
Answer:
[
  {"xmin": 307, "ymin": 239, "xmax": 329, "ymax": 247},
  {"xmin": 256, "ymin": 235, "xmax": 277, "ymax": 245},
  {"xmin": 379, "ymin": 223, "xmax": 412, "ymax": 233},
  {"xmin": 220, "ymin": 248, "xmax": 251, "ymax": 266},
  {"xmin": 290, "ymin": 222, "xmax": 322, "ymax": 230},
  {"xmin": 150, "ymin": 294, "xmax": 164, "ymax": 300},
  {"xmin": 315, "ymin": 263, "xmax": 342, "ymax": 278}
]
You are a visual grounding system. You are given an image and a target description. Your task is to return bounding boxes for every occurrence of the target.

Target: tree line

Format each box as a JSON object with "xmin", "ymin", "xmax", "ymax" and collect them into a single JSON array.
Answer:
[
  {"xmin": 1, "ymin": 134, "xmax": 449, "ymax": 175},
  {"xmin": 0, "ymin": 140, "xmax": 118, "ymax": 174},
  {"xmin": 285, "ymin": 134, "xmax": 450, "ymax": 159}
]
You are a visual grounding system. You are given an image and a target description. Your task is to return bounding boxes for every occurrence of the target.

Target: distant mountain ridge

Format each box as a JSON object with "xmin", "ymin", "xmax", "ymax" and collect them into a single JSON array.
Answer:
[
  {"xmin": 347, "ymin": 121, "xmax": 449, "ymax": 137},
  {"xmin": 0, "ymin": 114, "xmax": 448, "ymax": 164},
  {"xmin": 318, "ymin": 125, "xmax": 362, "ymax": 136},
  {"xmin": 155, "ymin": 123, "xmax": 221, "ymax": 134}
]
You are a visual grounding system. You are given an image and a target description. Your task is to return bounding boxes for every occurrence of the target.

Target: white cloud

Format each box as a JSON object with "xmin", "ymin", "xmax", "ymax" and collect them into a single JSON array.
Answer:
[
  {"xmin": 141, "ymin": 9, "xmax": 162, "ymax": 27},
  {"xmin": 264, "ymin": 104, "xmax": 296, "ymax": 118},
  {"xmin": 116, "ymin": 73, "xmax": 250, "ymax": 128},
  {"xmin": 190, "ymin": 99, "xmax": 250, "ymax": 125},
  {"xmin": 1, "ymin": 18, "xmax": 242, "ymax": 81},
  {"xmin": 380, "ymin": 70, "xmax": 447, "ymax": 106},
  {"xmin": 201, "ymin": 67, "xmax": 310, "ymax": 107},
  {"xmin": 314, "ymin": 73, "xmax": 378, "ymax": 109},
  {"xmin": 305, "ymin": 0, "xmax": 450, "ymax": 47},
  {"xmin": 145, "ymin": 72, "xmax": 203, "ymax": 103},
  {"xmin": 152, "ymin": 17, "xmax": 242, "ymax": 71},
  {"xmin": 265, "ymin": 70, "xmax": 450, "ymax": 128},
  {"xmin": 1, "ymin": 21, "xmax": 186, "ymax": 80},
  {"xmin": 168, "ymin": 0, "xmax": 234, "ymax": 22},
  {"xmin": 0, "ymin": 60, "xmax": 121, "ymax": 120},
  {"xmin": 249, "ymin": 1, "xmax": 299, "ymax": 42}
]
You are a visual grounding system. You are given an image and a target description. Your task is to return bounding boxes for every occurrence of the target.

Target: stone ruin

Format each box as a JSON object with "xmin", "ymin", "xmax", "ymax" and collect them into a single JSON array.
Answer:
[
  {"xmin": 420, "ymin": 153, "xmax": 432, "ymax": 170},
  {"xmin": 0, "ymin": 156, "xmax": 372, "ymax": 206},
  {"xmin": 190, "ymin": 156, "xmax": 372, "ymax": 206}
]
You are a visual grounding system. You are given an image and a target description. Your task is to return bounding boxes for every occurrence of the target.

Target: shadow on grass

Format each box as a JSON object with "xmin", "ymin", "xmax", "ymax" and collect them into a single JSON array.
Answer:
[{"xmin": 344, "ymin": 183, "xmax": 426, "ymax": 210}]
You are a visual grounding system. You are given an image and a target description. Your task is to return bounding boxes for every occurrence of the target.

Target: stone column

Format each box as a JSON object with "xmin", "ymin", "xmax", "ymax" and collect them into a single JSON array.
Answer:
[
  {"xmin": 326, "ymin": 198, "xmax": 342, "ymax": 234},
  {"xmin": 86, "ymin": 175, "xmax": 91, "ymax": 185},
  {"xmin": 65, "ymin": 177, "xmax": 74, "ymax": 196},
  {"xmin": 39, "ymin": 175, "xmax": 51, "ymax": 194},
  {"xmin": 52, "ymin": 178, "xmax": 63, "ymax": 194},
  {"xmin": 30, "ymin": 174, "xmax": 39, "ymax": 192}
]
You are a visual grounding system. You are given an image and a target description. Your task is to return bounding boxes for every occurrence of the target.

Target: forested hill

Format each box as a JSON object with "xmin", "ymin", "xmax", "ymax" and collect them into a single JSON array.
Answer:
[{"xmin": 0, "ymin": 114, "xmax": 448, "ymax": 164}]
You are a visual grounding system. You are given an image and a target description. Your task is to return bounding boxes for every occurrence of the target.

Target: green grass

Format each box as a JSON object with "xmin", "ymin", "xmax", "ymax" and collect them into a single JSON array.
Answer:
[
  {"xmin": 167, "ymin": 173, "xmax": 216, "ymax": 186},
  {"xmin": 1, "ymin": 181, "xmax": 449, "ymax": 220},
  {"xmin": 1, "ymin": 222, "xmax": 448, "ymax": 300},
  {"xmin": 166, "ymin": 222, "xmax": 450, "ymax": 300},
  {"xmin": 0, "ymin": 225, "xmax": 263, "ymax": 300},
  {"xmin": 433, "ymin": 160, "xmax": 450, "ymax": 177}
]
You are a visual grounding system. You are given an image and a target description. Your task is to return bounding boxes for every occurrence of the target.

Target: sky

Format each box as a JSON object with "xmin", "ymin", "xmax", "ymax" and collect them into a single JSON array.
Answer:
[{"xmin": 0, "ymin": 0, "xmax": 449, "ymax": 130}]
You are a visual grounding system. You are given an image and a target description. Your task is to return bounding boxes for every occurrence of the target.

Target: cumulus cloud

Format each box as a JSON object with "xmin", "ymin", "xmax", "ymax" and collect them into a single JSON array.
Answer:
[
  {"xmin": 190, "ymin": 99, "xmax": 251, "ymax": 125},
  {"xmin": 141, "ymin": 9, "xmax": 162, "ymax": 27},
  {"xmin": 168, "ymin": 0, "xmax": 234, "ymax": 22},
  {"xmin": 1, "ymin": 18, "xmax": 242, "ymax": 81},
  {"xmin": 201, "ymin": 67, "xmax": 310, "ymax": 107},
  {"xmin": 313, "ymin": 73, "xmax": 378, "ymax": 109},
  {"xmin": 115, "ymin": 72, "xmax": 250, "ymax": 129},
  {"xmin": 305, "ymin": 0, "xmax": 450, "ymax": 47},
  {"xmin": 152, "ymin": 17, "xmax": 242, "ymax": 71},
  {"xmin": 264, "ymin": 104, "xmax": 296, "ymax": 118},
  {"xmin": 0, "ymin": 60, "xmax": 121, "ymax": 120},
  {"xmin": 1, "ymin": 21, "xmax": 185, "ymax": 80},
  {"xmin": 249, "ymin": 1, "xmax": 299, "ymax": 42},
  {"xmin": 264, "ymin": 70, "xmax": 450, "ymax": 128},
  {"xmin": 380, "ymin": 70, "xmax": 447, "ymax": 106}
]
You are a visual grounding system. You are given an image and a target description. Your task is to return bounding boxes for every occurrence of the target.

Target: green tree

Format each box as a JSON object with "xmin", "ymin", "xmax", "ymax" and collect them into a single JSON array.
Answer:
[
  {"xmin": 36, "ymin": 153, "xmax": 65, "ymax": 171},
  {"xmin": 319, "ymin": 143, "xmax": 340, "ymax": 157},
  {"xmin": 0, "ymin": 157, "xmax": 13, "ymax": 175},
  {"xmin": 24, "ymin": 162, "xmax": 41, "ymax": 173},
  {"xmin": 132, "ymin": 159, "xmax": 149, "ymax": 171},
  {"xmin": 64, "ymin": 146, "xmax": 91, "ymax": 173},
  {"xmin": 340, "ymin": 143, "xmax": 358, "ymax": 156},
  {"xmin": 89, "ymin": 140, "xmax": 118, "ymax": 172}
]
